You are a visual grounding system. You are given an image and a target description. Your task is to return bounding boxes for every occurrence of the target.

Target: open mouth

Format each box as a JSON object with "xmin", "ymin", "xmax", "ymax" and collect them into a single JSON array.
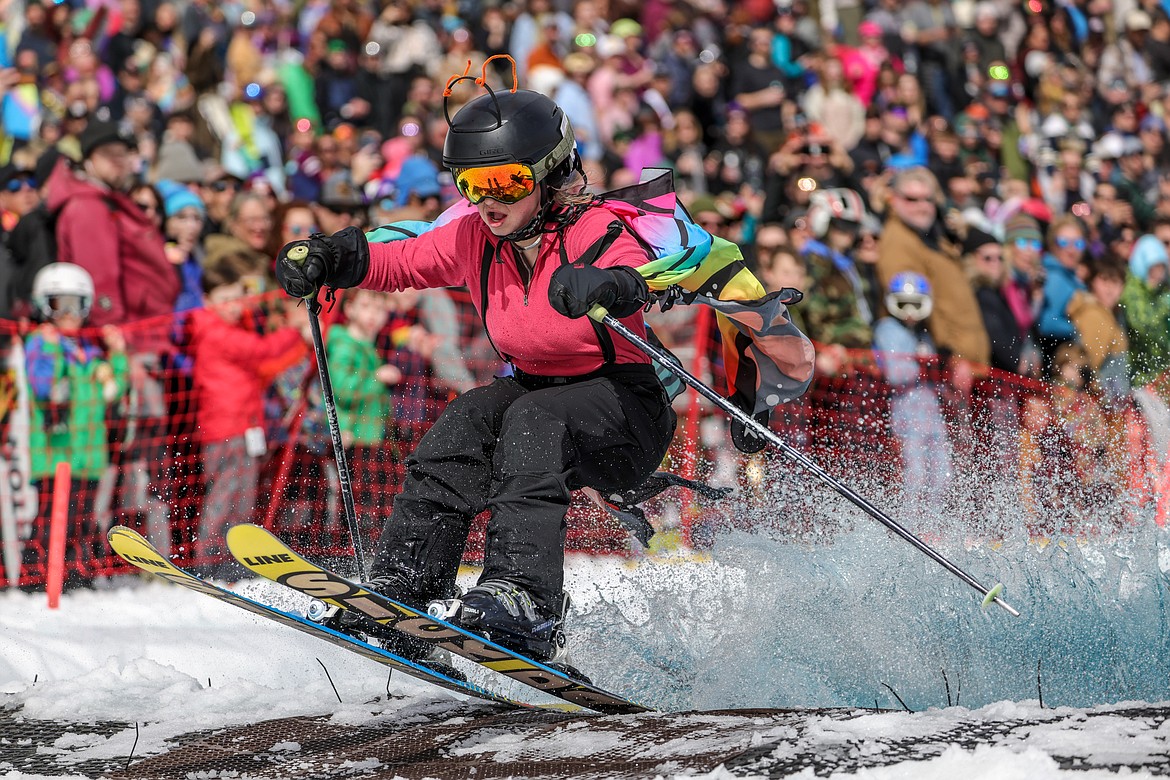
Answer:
[{"xmin": 484, "ymin": 208, "xmax": 508, "ymax": 227}]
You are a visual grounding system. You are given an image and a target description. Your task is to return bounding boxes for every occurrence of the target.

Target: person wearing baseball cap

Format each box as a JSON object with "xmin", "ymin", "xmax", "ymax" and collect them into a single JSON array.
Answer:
[
  {"xmin": 0, "ymin": 162, "xmax": 38, "ymax": 233},
  {"xmin": 43, "ymin": 119, "xmax": 179, "ymax": 336},
  {"xmin": 1098, "ymin": 9, "xmax": 1154, "ymax": 91},
  {"xmin": 5, "ymin": 149, "xmax": 64, "ymax": 318},
  {"xmin": 78, "ymin": 120, "xmax": 138, "ymax": 163}
]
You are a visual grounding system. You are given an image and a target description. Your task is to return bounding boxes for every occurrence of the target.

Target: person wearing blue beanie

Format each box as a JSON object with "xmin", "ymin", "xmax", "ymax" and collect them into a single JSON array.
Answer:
[
  {"xmin": 163, "ymin": 188, "xmax": 206, "ymax": 219},
  {"xmin": 394, "ymin": 156, "xmax": 443, "ymax": 212},
  {"xmin": 160, "ymin": 181, "xmax": 207, "ymax": 313},
  {"xmin": 1128, "ymin": 234, "xmax": 1169, "ymax": 285}
]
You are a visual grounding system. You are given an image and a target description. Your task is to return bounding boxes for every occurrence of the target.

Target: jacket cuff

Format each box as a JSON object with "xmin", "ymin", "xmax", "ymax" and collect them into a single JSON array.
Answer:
[{"xmin": 607, "ymin": 266, "xmax": 649, "ymax": 318}]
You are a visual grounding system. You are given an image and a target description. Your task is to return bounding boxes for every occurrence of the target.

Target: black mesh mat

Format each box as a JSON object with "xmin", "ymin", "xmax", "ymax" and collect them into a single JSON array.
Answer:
[{"xmin": 4, "ymin": 700, "xmax": 1170, "ymax": 778}]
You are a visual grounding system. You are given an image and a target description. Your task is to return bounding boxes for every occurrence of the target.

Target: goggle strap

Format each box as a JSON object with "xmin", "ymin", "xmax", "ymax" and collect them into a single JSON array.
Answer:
[{"xmin": 530, "ymin": 126, "xmax": 576, "ymax": 184}]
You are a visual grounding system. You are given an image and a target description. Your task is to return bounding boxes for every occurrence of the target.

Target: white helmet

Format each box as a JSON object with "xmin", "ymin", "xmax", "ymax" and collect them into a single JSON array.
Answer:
[
  {"xmin": 885, "ymin": 271, "xmax": 933, "ymax": 322},
  {"xmin": 807, "ymin": 188, "xmax": 868, "ymax": 238},
  {"xmin": 31, "ymin": 262, "xmax": 95, "ymax": 321}
]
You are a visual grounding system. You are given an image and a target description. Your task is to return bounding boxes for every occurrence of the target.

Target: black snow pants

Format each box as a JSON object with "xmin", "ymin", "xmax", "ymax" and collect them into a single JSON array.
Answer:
[{"xmin": 370, "ymin": 363, "xmax": 676, "ymax": 612}]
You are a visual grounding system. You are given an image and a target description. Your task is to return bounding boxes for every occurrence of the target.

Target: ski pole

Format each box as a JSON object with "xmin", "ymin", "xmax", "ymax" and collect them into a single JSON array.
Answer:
[
  {"xmin": 303, "ymin": 294, "xmax": 368, "ymax": 581},
  {"xmin": 588, "ymin": 305, "xmax": 1020, "ymax": 618}
]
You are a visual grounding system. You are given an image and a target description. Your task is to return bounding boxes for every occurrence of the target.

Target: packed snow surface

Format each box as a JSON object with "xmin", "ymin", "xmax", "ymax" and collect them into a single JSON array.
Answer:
[{"xmin": 4, "ymin": 514, "xmax": 1170, "ymax": 777}]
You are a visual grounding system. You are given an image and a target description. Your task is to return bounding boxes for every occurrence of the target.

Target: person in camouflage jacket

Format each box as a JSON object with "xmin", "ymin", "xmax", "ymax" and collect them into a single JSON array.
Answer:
[{"xmin": 789, "ymin": 190, "xmax": 874, "ymax": 351}]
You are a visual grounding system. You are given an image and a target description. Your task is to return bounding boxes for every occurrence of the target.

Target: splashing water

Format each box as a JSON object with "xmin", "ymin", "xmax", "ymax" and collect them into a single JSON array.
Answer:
[{"xmin": 566, "ymin": 466, "xmax": 1170, "ymax": 713}]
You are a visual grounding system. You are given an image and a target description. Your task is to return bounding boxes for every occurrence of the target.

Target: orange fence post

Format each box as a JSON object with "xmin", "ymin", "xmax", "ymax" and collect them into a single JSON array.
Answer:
[{"xmin": 46, "ymin": 460, "xmax": 71, "ymax": 609}]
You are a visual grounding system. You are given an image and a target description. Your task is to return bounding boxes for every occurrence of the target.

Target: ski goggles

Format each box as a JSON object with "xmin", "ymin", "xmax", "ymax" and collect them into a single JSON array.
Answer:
[
  {"xmin": 452, "ymin": 163, "xmax": 537, "ymax": 205},
  {"xmin": 44, "ymin": 294, "xmax": 90, "ymax": 319}
]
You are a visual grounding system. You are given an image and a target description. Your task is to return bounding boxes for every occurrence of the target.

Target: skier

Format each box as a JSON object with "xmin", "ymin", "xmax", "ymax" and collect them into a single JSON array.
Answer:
[{"xmin": 275, "ymin": 84, "xmax": 676, "ymax": 662}]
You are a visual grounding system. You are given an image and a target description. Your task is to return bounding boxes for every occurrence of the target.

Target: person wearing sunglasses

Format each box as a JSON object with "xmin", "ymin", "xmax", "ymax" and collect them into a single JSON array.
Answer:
[
  {"xmin": 275, "ymin": 82, "xmax": 675, "ymax": 666},
  {"xmin": 0, "ymin": 163, "xmax": 36, "ymax": 319},
  {"xmin": 1036, "ymin": 215, "xmax": 1089, "ymax": 370},
  {"xmin": 963, "ymin": 228, "xmax": 1024, "ymax": 376},
  {"xmin": 7, "ymin": 150, "xmax": 64, "ymax": 319},
  {"xmin": 1000, "ymin": 213, "xmax": 1045, "ymax": 348},
  {"xmin": 0, "ymin": 164, "xmax": 38, "ymax": 233},
  {"xmin": 1003, "ymin": 214, "xmax": 1043, "ymax": 280},
  {"xmin": 268, "ymin": 200, "xmax": 318, "ymax": 258},
  {"xmin": 199, "ymin": 168, "xmax": 243, "ymax": 239},
  {"xmin": 877, "ymin": 166, "xmax": 991, "ymax": 371}
]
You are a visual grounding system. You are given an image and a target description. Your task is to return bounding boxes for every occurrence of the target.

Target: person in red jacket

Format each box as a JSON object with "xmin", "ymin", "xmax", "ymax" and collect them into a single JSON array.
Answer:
[
  {"xmin": 275, "ymin": 84, "xmax": 675, "ymax": 663},
  {"xmin": 189, "ymin": 252, "xmax": 306, "ymax": 575},
  {"xmin": 44, "ymin": 120, "xmax": 180, "ymax": 352}
]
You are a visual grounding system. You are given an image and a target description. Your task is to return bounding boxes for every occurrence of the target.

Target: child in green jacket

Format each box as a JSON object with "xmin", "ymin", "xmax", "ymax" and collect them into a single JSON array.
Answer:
[
  {"xmin": 327, "ymin": 288, "xmax": 399, "ymax": 524},
  {"xmin": 20, "ymin": 263, "xmax": 128, "ymax": 589}
]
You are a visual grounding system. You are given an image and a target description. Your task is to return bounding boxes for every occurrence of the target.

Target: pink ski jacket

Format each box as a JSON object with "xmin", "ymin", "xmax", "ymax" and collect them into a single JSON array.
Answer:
[{"xmin": 363, "ymin": 207, "xmax": 655, "ymax": 377}]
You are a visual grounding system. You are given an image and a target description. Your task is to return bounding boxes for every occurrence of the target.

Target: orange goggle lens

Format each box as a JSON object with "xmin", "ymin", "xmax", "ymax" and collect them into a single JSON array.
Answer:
[{"xmin": 453, "ymin": 163, "xmax": 536, "ymax": 205}]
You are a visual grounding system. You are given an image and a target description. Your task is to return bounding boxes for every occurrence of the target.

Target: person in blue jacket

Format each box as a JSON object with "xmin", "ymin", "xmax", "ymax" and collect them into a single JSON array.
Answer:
[{"xmin": 1037, "ymin": 214, "xmax": 1088, "ymax": 374}]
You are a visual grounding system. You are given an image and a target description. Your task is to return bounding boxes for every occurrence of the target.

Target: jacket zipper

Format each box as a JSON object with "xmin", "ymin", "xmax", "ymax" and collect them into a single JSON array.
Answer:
[{"xmin": 512, "ymin": 241, "xmax": 536, "ymax": 305}]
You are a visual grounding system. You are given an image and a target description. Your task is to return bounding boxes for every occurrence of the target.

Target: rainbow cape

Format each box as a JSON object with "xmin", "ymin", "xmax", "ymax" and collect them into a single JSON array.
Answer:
[{"xmin": 366, "ymin": 168, "xmax": 814, "ymax": 419}]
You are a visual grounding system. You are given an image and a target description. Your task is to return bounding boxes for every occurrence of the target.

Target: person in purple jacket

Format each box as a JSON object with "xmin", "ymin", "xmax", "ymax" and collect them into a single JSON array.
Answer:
[{"xmin": 275, "ymin": 85, "xmax": 676, "ymax": 664}]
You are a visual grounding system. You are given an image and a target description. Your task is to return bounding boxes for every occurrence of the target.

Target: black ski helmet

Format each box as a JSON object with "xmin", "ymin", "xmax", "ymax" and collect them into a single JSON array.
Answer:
[{"xmin": 442, "ymin": 88, "xmax": 577, "ymax": 189}]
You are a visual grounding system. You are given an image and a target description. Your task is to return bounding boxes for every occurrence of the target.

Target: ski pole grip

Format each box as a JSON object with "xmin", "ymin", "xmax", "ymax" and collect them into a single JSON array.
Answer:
[
  {"xmin": 587, "ymin": 304, "xmax": 610, "ymax": 322},
  {"xmin": 285, "ymin": 244, "xmax": 320, "ymax": 301}
]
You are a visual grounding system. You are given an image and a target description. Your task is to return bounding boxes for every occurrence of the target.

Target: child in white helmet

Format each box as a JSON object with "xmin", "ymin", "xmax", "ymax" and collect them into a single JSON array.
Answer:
[
  {"xmin": 873, "ymin": 271, "xmax": 954, "ymax": 520},
  {"xmin": 19, "ymin": 262, "xmax": 128, "ymax": 590}
]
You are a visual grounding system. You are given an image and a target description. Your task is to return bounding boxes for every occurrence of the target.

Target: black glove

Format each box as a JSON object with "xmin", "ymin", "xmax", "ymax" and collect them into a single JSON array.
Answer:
[
  {"xmin": 275, "ymin": 226, "xmax": 371, "ymax": 298},
  {"xmin": 548, "ymin": 264, "xmax": 647, "ymax": 319}
]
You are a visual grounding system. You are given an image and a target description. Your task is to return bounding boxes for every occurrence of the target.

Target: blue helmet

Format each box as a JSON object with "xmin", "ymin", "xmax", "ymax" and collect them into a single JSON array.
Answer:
[{"xmin": 886, "ymin": 271, "xmax": 932, "ymax": 322}]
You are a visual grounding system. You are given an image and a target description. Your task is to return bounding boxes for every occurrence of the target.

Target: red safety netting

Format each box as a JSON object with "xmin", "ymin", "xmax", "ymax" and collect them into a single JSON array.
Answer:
[{"xmin": 2, "ymin": 290, "xmax": 1168, "ymax": 590}]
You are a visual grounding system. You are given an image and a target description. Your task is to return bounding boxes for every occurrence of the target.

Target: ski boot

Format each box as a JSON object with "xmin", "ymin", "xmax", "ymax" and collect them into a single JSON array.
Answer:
[{"xmin": 429, "ymin": 579, "xmax": 589, "ymax": 682}]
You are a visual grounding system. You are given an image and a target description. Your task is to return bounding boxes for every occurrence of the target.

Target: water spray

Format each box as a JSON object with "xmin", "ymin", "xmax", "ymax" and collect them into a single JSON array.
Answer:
[{"xmin": 589, "ymin": 305, "xmax": 1020, "ymax": 618}]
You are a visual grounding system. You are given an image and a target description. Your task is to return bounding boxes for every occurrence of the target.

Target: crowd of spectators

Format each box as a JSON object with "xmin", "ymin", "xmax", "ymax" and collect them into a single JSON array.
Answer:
[{"xmin": 2, "ymin": 0, "xmax": 1170, "ymax": 571}]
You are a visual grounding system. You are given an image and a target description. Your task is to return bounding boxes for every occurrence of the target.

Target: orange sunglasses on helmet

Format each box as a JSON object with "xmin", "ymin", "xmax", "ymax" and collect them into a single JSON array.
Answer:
[{"xmin": 452, "ymin": 162, "xmax": 536, "ymax": 204}]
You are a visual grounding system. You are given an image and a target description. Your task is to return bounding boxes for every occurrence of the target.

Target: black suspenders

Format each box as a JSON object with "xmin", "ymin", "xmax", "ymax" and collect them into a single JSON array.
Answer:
[
  {"xmin": 478, "ymin": 240, "xmax": 510, "ymax": 363},
  {"xmin": 477, "ymin": 222, "xmax": 626, "ymax": 368}
]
